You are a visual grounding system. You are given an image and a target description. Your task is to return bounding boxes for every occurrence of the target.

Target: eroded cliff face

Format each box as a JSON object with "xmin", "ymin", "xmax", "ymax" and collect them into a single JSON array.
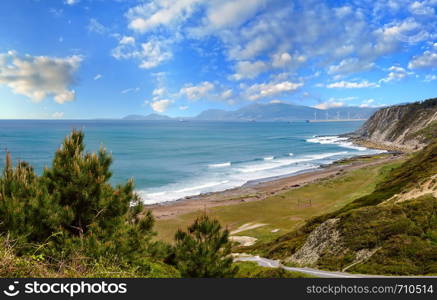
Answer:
[{"xmin": 352, "ymin": 98, "xmax": 437, "ymax": 151}]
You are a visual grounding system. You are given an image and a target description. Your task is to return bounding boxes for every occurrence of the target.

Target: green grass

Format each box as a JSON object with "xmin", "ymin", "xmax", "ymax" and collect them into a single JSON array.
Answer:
[{"xmin": 155, "ymin": 159, "xmax": 403, "ymax": 244}]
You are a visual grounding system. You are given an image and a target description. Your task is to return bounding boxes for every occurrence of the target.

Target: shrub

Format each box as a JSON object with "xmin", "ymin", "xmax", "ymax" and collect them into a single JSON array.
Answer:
[{"xmin": 171, "ymin": 215, "xmax": 238, "ymax": 278}]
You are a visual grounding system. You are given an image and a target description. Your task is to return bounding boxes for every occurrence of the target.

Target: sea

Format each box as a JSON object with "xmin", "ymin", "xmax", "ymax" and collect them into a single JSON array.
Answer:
[{"xmin": 0, "ymin": 120, "xmax": 385, "ymax": 205}]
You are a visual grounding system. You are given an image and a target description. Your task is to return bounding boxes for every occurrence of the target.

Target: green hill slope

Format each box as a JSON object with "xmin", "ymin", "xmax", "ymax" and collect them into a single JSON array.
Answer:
[{"xmin": 252, "ymin": 139, "xmax": 437, "ymax": 275}]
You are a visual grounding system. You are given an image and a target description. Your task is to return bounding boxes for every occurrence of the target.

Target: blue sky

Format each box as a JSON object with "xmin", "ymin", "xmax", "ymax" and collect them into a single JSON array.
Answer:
[{"xmin": 0, "ymin": 0, "xmax": 437, "ymax": 119}]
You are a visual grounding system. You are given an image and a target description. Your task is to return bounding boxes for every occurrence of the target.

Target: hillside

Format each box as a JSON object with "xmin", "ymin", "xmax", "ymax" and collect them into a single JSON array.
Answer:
[
  {"xmin": 123, "ymin": 103, "xmax": 378, "ymax": 122},
  {"xmin": 250, "ymin": 139, "xmax": 437, "ymax": 275},
  {"xmin": 352, "ymin": 98, "xmax": 437, "ymax": 151},
  {"xmin": 195, "ymin": 103, "xmax": 378, "ymax": 121}
]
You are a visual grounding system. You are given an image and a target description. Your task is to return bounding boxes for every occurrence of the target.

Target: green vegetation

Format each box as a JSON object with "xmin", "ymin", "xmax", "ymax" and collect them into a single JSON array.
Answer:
[
  {"xmin": 0, "ymin": 130, "xmax": 180, "ymax": 277},
  {"xmin": 0, "ymin": 130, "xmax": 245, "ymax": 278},
  {"xmin": 156, "ymin": 160, "xmax": 401, "ymax": 243},
  {"xmin": 168, "ymin": 215, "xmax": 237, "ymax": 278},
  {"xmin": 407, "ymin": 120, "xmax": 437, "ymax": 143},
  {"xmin": 252, "ymin": 139, "xmax": 437, "ymax": 275},
  {"xmin": 235, "ymin": 261, "xmax": 313, "ymax": 278}
]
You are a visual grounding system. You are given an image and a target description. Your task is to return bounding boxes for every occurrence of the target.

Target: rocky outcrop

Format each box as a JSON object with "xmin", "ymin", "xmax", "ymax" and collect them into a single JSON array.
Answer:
[
  {"xmin": 286, "ymin": 219, "xmax": 343, "ymax": 266},
  {"xmin": 351, "ymin": 98, "xmax": 437, "ymax": 151}
]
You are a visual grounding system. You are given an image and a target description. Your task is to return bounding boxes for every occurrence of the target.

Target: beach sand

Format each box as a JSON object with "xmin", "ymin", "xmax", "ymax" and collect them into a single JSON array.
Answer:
[{"xmin": 146, "ymin": 153, "xmax": 401, "ymax": 220}]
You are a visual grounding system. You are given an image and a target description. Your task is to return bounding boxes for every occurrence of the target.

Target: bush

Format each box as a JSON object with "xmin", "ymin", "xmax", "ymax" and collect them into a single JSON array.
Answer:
[{"xmin": 170, "ymin": 215, "xmax": 238, "ymax": 278}]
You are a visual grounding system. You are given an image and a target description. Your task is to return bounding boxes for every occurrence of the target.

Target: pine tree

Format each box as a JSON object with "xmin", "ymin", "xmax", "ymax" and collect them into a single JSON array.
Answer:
[
  {"xmin": 0, "ymin": 130, "xmax": 156, "ymax": 267},
  {"xmin": 172, "ymin": 215, "xmax": 237, "ymax": 278}
]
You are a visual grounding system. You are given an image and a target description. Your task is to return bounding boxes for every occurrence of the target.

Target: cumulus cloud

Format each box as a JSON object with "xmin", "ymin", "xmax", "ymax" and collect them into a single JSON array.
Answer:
[
  {"xmin": 313, "ymin": 100, "xmax": 345, "ymax": 110},
  {"xmin": 327, "ymin": 58, "xmax": 375, "ymax": 75},
  {"xmin": 408, "ymin": 47, "xmax": 437, "ymax": 69},
  {"xmin": 151, "ymin": 99, "xmax": 172, "ymax": 113},
  {"xmin": 245, "ymin": 80, "xmax": 303, "ymax": 101},
  {"xmin": 379, "ymin": 66, "xmax": 412, "ymax": 83},
  {"xmin": 180, "ymin": 81, "xmax": 214, "ymax": 100},
  {"xmin": 326, "ymin": 80, "xmax": 380, "ymax": 89},
  {"xmin": 112, "ymin": 38, "xmax": 172, "ymax": 69},
  {"xmin": 126, "ymin": 0, "xmax": 203, "ymax": 33},
  {"xmin": 0, "ymin": 51, "xmax": 82, "ymax": 103},
  {"xmin": 230, "ymin": 60, "xmax": 269, "ymax": 80}
]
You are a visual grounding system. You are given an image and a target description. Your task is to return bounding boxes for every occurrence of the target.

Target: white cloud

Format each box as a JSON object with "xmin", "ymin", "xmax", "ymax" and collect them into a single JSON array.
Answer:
[
  {"xmin": 152, "ymin": 87, "xmax": 165, "ymax": 97},
  {"xmin": 326, "ymin": 80, "xmax": 380, "ymax": 89},
  {"xmin": 126, "ymin": 0, "xmax": 202, "ymax": 33},
  {"xmin": 327, "ymin": 58, "xmax": 375, "ymax": 75},
  {"xmin": 151, "ymin": 99, "xmax": 172, "ymax": 113},
  {"xmin": 359, "ymin": 99, "xmax": 375, "ymax": 108},
  {"xmin": 52, "ymin": 112, "xmax": 64, "ymax": 119},
  {"xmin": 221, "ymin": 89, "xmax": 233, "ymax": 99},
  {"xmin": 246, "ymin": 81, "xmax": 303, "ymax": 101},
  {"xmin": 409, "ymin": 1, "xmax": 435, "ymax": 15},
  {"xmin": 314, "ymin": 101, "xmax": 345, "ymax": 110},
  {"xmin": 112, "ymin": 38, "xmax": 172, "ymax": 69},
  {"xmin": 121, "ymin": 87, "xmax": 139, "ymax": 94},
  {"xmin": 270, "ymin": 99, "xmax": 284, "ymax": 104},
  {"xmin": 230, "ymin": 60, "xmax": 268, "ymax": 80},
  {"xmin": 93, "ymin": 74, "xmax": 102, "ymax": 80},
  {"xmin": 380, "ymin": 66, "xmax": 412, "ymax": 83},
  {"xmin": 0, "ymin": 51, "xmax": 82, "ymax": 103},
  {"xmin": 359, "ymin": 98, "xmax": 384, "ymax": 108},
  {"xmin": 408, "ymin": 49, "xmax": 437, "ymax": 69},
  {"xmin": 272, "ymin": 52, "xmax": 293, "ymax": 68},
  {"xmin": 180, "ymin": 81, "xmax": 214, "ymax": 100},
  {"xmin": 197, "ymin": 0, "xmax": 267, "ymax": 33},
  {"xmin": 120, "ymin": 36, "xmax": 135, "ymax": 45},
  {"xmin": 179, "ymin": 105, "xmax": 189, "ymax": 110},
  {"xmin": 139, "ymin": 41, "xmax": 172, "ymax": 69},
  {"xmin": 65, "ymin": 0, "xmax": 78, "ymax": 5},
  {"xmin": 424, "ymin": 74, "xmax": 437, "ymax": 82},
  {"xmin": 88, "ymin": 19, "xmax": 106, "ymax": 34}
]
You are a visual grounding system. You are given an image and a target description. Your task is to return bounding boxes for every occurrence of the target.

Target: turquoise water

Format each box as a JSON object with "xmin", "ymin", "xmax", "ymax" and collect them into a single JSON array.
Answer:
[{"xmin": 0, "ymin": 120, "xmax": 383, "ymax": 204}]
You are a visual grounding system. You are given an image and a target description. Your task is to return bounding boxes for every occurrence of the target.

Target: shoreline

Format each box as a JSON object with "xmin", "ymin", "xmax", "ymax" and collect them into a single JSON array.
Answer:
[{"xmin": 146, "ymin": 151, "xmax": 402, "ymax": 220}]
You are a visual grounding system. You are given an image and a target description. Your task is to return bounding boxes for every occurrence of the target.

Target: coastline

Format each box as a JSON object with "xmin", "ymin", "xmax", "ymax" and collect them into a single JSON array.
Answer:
[{"xmin": 146, "ymin": 151, "xmax": 401, "ymax": 220}]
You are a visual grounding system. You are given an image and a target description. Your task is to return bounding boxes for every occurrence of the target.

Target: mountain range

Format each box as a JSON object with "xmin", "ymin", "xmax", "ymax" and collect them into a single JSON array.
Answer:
[{"xmin": 123, "ymin": 103, "xmax": 380, "ymax": 121}]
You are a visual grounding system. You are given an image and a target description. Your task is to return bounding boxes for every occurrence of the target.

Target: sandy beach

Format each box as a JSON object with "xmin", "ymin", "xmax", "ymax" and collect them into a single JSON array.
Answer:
[{"xmin": 146, "ymin": 152, "xmax": 401, "ymax": 220}]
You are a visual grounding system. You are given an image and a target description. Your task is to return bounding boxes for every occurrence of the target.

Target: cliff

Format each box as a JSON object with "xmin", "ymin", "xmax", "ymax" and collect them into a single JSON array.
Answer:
[{"xmin": 351, "ymin": 98, "xmax": 437, "ymax": 151}]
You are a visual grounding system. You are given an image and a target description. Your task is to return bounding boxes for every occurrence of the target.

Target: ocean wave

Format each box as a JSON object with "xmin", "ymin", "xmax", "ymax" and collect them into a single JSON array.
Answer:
[
  {"xmin": 139, "ymin": 180, "xmax": 231, "ymax": 204},
  {"xmin": 306, "ymin": 136, "xmax": 367, "ymax": 151},
  {"xmin": 263, "ymin": 156, "xmax": 274, "ymax": 160},
  {"xmin": 208, "ymin": 162, "xmax": 231, "ymax": 168}
]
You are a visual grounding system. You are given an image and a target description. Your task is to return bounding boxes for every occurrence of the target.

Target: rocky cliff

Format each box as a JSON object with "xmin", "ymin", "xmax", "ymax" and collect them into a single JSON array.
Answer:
[{"xmin": 352, "ymin": 98, "xmax": 437, "ymax": 151}]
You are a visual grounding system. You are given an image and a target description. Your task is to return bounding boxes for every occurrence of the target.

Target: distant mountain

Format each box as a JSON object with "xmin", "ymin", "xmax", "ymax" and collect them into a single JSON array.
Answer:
[
  {"xmin": 194, "ymin": 103, "xmax": 378, "ymax": 121},
  {"xmin": 122, "ymin": 103, "xmax": 379, "ymax": 122},
  {"xmin": 122, "ymin": 113, "xmax": 172, "ymax": 121}
]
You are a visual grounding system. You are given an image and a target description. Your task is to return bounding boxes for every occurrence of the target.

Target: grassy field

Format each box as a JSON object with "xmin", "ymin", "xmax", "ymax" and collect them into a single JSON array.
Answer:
[{"xmin": 155, "ymin": 159, "xmax": 403, "ymax": 244}]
